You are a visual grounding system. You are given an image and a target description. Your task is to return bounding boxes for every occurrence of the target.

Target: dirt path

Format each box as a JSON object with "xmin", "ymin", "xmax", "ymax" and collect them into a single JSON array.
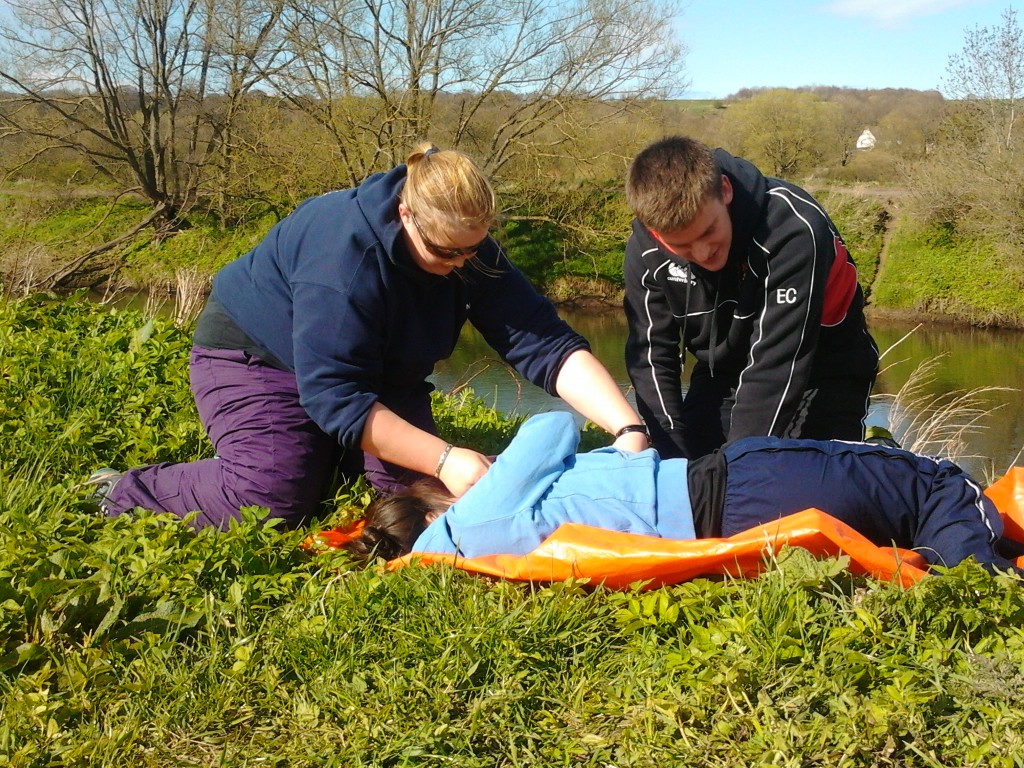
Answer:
[{"xmin": 871, "ymin": 206, "xmax": 897, "ymax": 299}]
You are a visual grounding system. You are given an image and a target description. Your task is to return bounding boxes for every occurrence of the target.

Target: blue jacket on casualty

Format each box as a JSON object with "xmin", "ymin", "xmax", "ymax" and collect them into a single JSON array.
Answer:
[
  {"xmin": 211, "ymin": 166, "xmax": 587, "ymax": 450},
  {"xmin": 413, "ymin": 412, "xmax": 696, "ymax": 557}
]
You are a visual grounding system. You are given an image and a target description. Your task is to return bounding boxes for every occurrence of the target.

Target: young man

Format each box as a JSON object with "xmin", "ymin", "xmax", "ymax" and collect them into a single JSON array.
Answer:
[{"xmin": 623, "ymin": 136, "xmax": 879, "ymax": 459}]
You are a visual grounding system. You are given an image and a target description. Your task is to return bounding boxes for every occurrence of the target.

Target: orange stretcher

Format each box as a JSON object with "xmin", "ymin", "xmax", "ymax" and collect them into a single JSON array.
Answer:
[{"xmin": 308, "ymin": 468, "xmax": 1024, "ymax": 589}]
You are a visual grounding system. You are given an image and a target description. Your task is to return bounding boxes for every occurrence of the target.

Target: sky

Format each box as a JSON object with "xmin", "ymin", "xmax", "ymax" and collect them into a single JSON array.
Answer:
[
  {"xmin": 677, "ymin": 0, "xmax": 1013, "ymax": 98},
  {"xmin": 0, "ymin": 0, "xmax": 1010, "ymax": 99}
]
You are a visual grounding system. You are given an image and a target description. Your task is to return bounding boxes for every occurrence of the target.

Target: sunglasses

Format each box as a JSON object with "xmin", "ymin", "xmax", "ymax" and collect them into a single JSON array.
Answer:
[{"xmin": 410, "ymin": 211, "xmax": 488, "ymax": 260}]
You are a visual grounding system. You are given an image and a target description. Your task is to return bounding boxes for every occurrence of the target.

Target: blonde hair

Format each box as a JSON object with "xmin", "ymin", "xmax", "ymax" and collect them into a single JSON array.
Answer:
[
  {"xmin": 626, "ymin": 136, "xmax": 724, "ymax": 232},
  {"xmin": 401, "ymin": 143, "xmax": 497, "ymax": 236}
]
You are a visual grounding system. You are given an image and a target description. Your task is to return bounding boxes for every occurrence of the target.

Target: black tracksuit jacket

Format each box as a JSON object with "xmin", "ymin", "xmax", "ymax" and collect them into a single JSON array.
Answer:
[{"xmin": 624, "ymin": 149, "xmax": 879, "ymax": 459}]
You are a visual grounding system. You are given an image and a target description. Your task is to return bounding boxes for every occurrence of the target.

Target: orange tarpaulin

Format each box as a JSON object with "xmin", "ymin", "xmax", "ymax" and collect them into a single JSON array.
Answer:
[{"xmin": 308, "ymin": 468, "xmax": 1024, "ymax": 589}]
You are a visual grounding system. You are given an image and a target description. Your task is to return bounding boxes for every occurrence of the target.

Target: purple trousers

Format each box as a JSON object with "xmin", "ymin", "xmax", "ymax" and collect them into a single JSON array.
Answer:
[{"xmin": 105, "ymin": 346, "xmax": 435, "ymax": 529}]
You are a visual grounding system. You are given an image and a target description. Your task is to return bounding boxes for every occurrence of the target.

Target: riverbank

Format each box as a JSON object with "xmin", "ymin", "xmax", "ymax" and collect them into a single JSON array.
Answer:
[
  {"xmin": 863, "ymin": 305, "xmax": 993, "ymax": 328},
  {"xmin": 4, "ymin": 187, "xmax": 1024, "ymax": 329}
]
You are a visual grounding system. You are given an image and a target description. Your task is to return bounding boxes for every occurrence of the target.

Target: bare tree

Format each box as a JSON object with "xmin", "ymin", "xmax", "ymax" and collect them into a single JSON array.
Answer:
[
  {"xmin": 200, "ymin": 0, "xmax": 287, "ymax": 220},
  {"xmin": 909, "ymin": 7, "xmax": 1024, "ymax": 273},
  {"xmin": 1, "ymin": 0, "xmax": 211, "ymax": 223},
  {"xmin": 0, "ymin": 0, "xmax": 284, "ymax": 282},
  {"xmin": 265, "ymin": 0, "xmax": 687, "ymax": 185},
  {"xmin": 944, "ymin": 6, "xmax": 1023, "ymax": 151},
  {"xmin": 0, "ymin": 0, "xmax": 685, "ymax": 285}
]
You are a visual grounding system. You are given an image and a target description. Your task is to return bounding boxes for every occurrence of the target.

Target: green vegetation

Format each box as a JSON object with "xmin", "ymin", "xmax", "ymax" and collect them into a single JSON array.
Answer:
[
  {"xmin": 0, "ymin": 186, "xmax": 633, "ymax": 298},
  {"xmin": 4, "ymin": 297, "xmax": 1024, "ymax": 766},
  {"xmin": 7, "ymin": 174, "xmax": 1024, "ymax": 328},
  {"xmin": 659, "ymin": 98, "xmax": 727, "ymax": 115},
  {"xmin": 3, "ymin": 3, "xmax": 1022, "ymax": 327},
  {"xmin": 3, "ymin": 6, "xmax": 1024, "ymax": 760},
  {"xmin": 815, "ymin": 192, "xmax": 889, "ymax": 296},
  {"xmin": 0, "ymin": 193, "xmax": 277, "ymax": 289},
  {"xmin": 873, "ymin": 220, "xmax": 1024, "ymax": 326},
  {"xmin": 499, "ymin": 180, "xmax": 632, "ymax": 292}
]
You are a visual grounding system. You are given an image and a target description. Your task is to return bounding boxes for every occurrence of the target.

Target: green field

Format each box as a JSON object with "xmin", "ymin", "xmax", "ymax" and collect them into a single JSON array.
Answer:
[{"xmin": 3, "ymin": 297, "xmax": 1024, "ymax": 766}]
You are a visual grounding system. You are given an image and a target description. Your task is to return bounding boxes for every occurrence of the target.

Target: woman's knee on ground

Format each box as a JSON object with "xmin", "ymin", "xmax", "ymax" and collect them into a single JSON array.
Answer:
[{"xmin": 214, "ymin": 464, "xmax": 333, "ymax": 527}]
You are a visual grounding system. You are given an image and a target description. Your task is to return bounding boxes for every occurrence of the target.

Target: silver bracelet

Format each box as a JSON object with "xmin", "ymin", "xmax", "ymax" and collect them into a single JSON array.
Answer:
[{"xmin": 434, "ymin": 443, "xmax": 454, "ymax": 478}]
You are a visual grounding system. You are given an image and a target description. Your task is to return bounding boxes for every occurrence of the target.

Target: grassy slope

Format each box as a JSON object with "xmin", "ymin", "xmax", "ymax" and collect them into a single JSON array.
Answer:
[
  {"xmin": 0, "ymin": 193, "xmax": 275, "ymax": 287},
  {"xmin": 873, "ymin": 219, "xmax": 1024, "ymax": 326},
  {"xmin": 3, "ymin": 298, "xmax": 1024, "ymax": 766},
  {"xmin": 815, "ymin": 191, "xmax": 887, "ymax": 296}
]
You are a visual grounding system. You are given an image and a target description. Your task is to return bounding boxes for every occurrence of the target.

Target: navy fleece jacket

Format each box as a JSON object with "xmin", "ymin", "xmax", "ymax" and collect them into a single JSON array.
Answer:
[{"xmin": 212, "ymin": 166, "xmax": 587, "ymax": 449}]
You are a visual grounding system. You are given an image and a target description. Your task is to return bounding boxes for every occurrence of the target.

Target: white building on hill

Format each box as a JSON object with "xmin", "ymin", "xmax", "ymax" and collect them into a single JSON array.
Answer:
[{"xmin": 856, "ymin": 128, "xmax": 877, "ymax": 150}]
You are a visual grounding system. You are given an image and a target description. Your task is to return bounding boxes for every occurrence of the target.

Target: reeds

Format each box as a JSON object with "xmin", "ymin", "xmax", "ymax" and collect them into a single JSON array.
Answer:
[
  {"xmin": 1, "ymin": 242, "xmax": 47, "ymax": 298},
  {"xmin": 135, "ymin": 268, "xmax": 209, "ymax": 326},
  {"xmin": 172, "ymin": 267, "xmax": 209, "ymax": 328},
  {"xmin": 879, "ymin": 356, "xmax": 1011, "ymax": 461},
  {"xmin": 874, "ymin": 327, "xmax": 1018, "ymax": 476}
]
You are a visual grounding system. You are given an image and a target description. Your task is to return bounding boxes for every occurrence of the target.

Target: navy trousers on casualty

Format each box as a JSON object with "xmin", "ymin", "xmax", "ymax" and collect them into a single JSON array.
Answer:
[
  {"xmin": 103, "ymin": 346, "xmax": 436, "ymax": 529},
  {"xmin": 719, "ymin": 437, "xmax": 1015, "ymax": 573}
]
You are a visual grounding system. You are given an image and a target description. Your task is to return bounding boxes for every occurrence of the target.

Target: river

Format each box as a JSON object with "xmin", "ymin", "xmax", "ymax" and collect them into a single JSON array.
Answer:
[{"xmin": 432, "ymin": 310, "xmax": 1024, "ymax": 479}]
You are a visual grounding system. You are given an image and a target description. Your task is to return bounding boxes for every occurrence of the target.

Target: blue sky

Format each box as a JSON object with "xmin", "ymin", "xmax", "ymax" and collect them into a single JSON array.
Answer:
[{"xmin": 678, "ymin": 0, "xmax": 1012, "ymax": 98}]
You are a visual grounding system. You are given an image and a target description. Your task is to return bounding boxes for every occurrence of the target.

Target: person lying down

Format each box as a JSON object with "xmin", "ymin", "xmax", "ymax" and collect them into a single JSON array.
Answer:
[{"xmin": 342, "ymin": 412, "xmax": 1023, "ymax": 577}]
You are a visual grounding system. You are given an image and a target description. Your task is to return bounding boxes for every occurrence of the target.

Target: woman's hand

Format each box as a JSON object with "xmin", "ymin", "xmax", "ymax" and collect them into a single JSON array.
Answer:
[
  {"xmin": 438, "ymin": 447, "xmax": 493, "ymax": 497},
  {"xmin": 359, "ymin": 404, "xmax": 493, "ymax": 495}
]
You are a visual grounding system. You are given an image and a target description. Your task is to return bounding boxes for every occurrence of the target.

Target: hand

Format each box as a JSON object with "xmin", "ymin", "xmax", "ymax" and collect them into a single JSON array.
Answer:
[
  {"xmin": 613, "ymin": 431, "xmax": 650, "ymax": 453},
  {"xmin": 438, "ymin": 447, "xmax": 493, "ymax": 497}
]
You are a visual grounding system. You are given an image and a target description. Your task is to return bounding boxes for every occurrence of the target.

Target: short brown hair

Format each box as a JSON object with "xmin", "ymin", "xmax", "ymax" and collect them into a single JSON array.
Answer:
[
  {"xmin": 402, "ymin": 142, "xmax": 497, "ymax": 237},
  {"xmin": 625, "ymin": 136, "xmax": 723, "ymax": 232}
]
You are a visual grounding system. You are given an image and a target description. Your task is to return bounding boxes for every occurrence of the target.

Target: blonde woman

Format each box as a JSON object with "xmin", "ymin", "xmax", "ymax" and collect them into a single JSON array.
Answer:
[{"xmin": 89, "ymin": 145, "xmax": 647, "ymax": 529}]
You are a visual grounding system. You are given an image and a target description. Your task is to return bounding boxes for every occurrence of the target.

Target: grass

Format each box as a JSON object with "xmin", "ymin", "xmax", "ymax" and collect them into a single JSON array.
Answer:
[
  {"xmin": 872, "ymin": 220, "xmax": 1024, "ymax": 327},
  {"xmin": 0, "ymin": 192, "xmax": 276, "ymax": 294},
  {"xmin": 660, "ymin": 99, "xmax": 728, "ymax": 116},
  {"xmin": 3, "ymin": 297, "xmax": 1024, "ymax": 765},
  {"xmin": 879, "ymin": 354, "xmax": 1015, "ymax": 473},
  {"xmin": 816, "ymin": 191, "xmax": 889, "ymax": 295}
]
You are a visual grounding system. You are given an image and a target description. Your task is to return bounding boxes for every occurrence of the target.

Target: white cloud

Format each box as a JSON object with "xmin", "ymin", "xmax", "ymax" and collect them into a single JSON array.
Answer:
[{"xmin": 825, "ymin": 0, "xmax": 987, "ymax": 23}]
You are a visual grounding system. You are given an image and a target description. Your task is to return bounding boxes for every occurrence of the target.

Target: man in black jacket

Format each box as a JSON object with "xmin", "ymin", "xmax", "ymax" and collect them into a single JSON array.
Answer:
[{"xmin": 623, "ymin": 136, "xmax": 879, "ymax": 459}]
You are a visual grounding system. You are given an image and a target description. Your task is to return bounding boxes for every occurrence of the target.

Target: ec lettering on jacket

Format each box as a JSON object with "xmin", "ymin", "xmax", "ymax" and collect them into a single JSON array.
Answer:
[{"xmin": 776, "ymin": 288, "xmax": 798, "ymax": 304}]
